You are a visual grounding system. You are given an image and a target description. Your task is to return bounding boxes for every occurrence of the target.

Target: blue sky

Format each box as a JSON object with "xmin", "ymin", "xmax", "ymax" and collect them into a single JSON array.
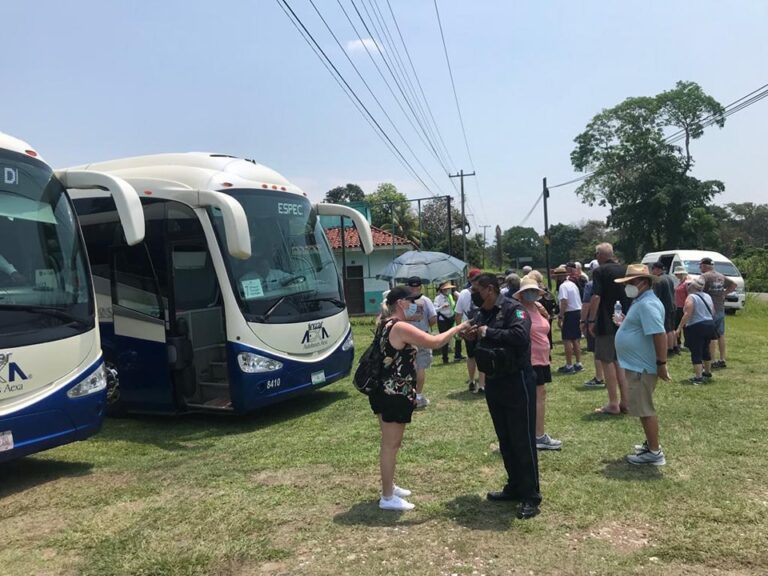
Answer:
[{"xmin": 3, "ymin": 1, "xmax": 767, "ymax": 234}]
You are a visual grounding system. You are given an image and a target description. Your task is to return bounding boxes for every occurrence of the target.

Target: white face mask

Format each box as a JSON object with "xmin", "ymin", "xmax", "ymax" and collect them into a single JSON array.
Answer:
[{"xmin": 624, "ymin": 284, "xmax": 640, "ymax": 299}]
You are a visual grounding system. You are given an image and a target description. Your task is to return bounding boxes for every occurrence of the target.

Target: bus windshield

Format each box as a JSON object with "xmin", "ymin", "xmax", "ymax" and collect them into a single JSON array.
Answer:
[
  {"xmin": 210, "ymin": 190, "xmax": 345, "ymax": 324},
  {"xmin": 0, "ymin": 150, "xmax": 93, "ymax": 348}
]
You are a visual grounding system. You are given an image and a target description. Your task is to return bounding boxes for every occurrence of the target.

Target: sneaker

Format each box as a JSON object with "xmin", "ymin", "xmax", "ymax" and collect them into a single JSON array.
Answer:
[
  {"xmin": 557, "ymin": 365, "xmax": 575, "ymax": 375},
  {"xmin": 702, "ymin": 371, "xmax": 713, "ymax": 379},
  {"xmin": 415, "ymin": 395, "xmax": 430, "ymax": 409},
  {"xmin": 626, "ymin": 449, "xmax": 666, "ymax": 466},
  {"xmin": 536, "ymin": 433, "xmax": 562, "ymax": 450},
  {"xmin": 476, "ymin": 386, "xmax": 485, "ymax": 395},
  {"xmin": 468, "ymin": 380, "xmax": 477, "ymax": 393},
  {"xmin": 633, "ymin": 440, "xmax": 662, "ymax": 454},
  {"xmin": 454, "ymin": 356, "xmax": 466, "ymax": 362},
  {"xmin": 393, "ymin": 485, "xmax": 411, "ymax": 498},
  {"xmin": 574, "ymin": 363, "xmax": 584, "ymax": 372},
  {"xmin": 583, "ymin": 377, "xmax": 605, "ymax": 388},
  {"xmin": 687, "ymin": 376, "xmax": 704, "ymax": 385},
  {"xmin": 712, "ymin": 360, "xmax": 727, "ymax": 369},
  {"xmin": 379, "ymin": 494, "xmax": 415, "ymax": 511}
]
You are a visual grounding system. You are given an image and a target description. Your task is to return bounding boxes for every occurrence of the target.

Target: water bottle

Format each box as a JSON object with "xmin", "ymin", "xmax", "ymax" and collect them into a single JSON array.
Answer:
[{"xmin": 613, "ymin": 300, "xmax": 623, "ymax": 324}]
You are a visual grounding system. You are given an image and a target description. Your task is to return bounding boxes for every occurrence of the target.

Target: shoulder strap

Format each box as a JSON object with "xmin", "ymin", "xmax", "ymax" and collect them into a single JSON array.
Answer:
[{"xmin": 693, "ymin": 293, "xmax": 713, "ymax": 316}]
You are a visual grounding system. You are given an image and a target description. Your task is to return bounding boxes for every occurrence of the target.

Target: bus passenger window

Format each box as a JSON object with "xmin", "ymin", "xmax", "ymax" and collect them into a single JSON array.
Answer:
[{"xmin": 113, "ymin": 245, "xmax": 162, "ymax": 319}]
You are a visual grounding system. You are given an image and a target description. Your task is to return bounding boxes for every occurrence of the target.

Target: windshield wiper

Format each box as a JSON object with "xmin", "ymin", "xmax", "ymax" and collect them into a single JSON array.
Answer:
[
  {"xmin": 305, "ymin": 297, "xmax": 346, "ymax": 309},
  {"xmin": 0, "ymin": 304, "xmax": 91, "ymax": 327},
  {"xmin": 253, "ymin": 289, "xmax": 316, "ymax": 322}
]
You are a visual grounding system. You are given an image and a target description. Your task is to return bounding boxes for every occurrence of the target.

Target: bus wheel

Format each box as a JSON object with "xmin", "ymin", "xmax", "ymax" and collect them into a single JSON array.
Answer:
[{"xmin": 104, "ymin": 362, "xmax": 125, "ymax": 416}]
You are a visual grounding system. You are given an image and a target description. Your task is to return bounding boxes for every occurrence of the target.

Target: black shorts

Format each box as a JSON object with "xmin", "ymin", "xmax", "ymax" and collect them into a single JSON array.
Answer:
[
  {"xmin": 561, "ymin": 310, "xmax": 582, "ymax": 341},
  {"xmin": 465, "ymin": 338, "xmax": 478, "ymax": 359},
  {"xmin": 532, "ymin": 365, "xmax": 552, "ymax": 386},
  {"xmin": 369, "ymin": 388, "xmax": 414, "ymax": 424}
]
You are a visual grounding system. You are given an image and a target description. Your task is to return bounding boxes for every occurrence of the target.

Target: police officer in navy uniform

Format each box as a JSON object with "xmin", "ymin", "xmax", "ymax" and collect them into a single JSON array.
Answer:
[{"xmin": 465, "ymin": 273, "xmax": 541, "ymax": 519}]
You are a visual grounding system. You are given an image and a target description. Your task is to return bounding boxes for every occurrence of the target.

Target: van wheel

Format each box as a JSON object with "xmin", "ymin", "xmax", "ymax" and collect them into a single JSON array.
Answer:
[{"xmin": 104, "ymin": 361, "xmax": 126, "ymax": 417}]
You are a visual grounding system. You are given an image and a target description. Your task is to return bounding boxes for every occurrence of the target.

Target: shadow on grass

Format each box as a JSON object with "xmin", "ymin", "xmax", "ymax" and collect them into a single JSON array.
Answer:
[
  {"xmin": 333, "ymin": 501, "xmax": 432, "ymax": 527},
  {"xmin": 445, "ymin": 390, "xmax": 486, "ymax": 402},
  {"xmin": 0, "ymin": 457, "xmax": 93, "ymax": 498},
  {"xmin": 601, "ymin": 458, "xmax": 664, "ymax": 481},
  {"xmin": 580, "ymin": 411, "xmax": 625, "ymax": 422},
  {"xmin": 95, "ymin": 389, "xmax": 350, "ymax": 451},
  {"xmin": 441, "ymin": 494, "xmax": 518, "ymax": 531}
]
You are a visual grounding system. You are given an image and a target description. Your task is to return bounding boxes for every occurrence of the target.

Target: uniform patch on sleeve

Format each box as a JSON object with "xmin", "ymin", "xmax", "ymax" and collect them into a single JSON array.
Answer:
[{"xmin": 515, "ymin": 309, "xmax": 527, "ymax": 319}]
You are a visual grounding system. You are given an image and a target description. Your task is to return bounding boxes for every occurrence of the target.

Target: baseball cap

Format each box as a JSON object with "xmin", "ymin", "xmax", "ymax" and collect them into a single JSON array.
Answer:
[
  {"xmin": 406, "ymin": 276, "xmax": 423, "ymax": 287},
  {"xmin": 385, "ymin": 286, "xmax": 419, "ymax": 305},
  {"xmin": 700, "ymin": 257, "xmax": 714, "ymax": 265},
  {"xmin": 565, "ymin": 262, "xmax": 577, "ymax": 269},
  {"xmin": 468, "ymin": 268, "xmax": 482, "ymax": 280},
  {"xmin": 651, "ymin": 261, "xmax": 664, "ymax": 270}
]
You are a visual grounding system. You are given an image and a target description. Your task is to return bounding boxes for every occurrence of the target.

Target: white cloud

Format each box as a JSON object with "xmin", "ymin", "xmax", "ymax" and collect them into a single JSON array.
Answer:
[{"xmin": 345, "ymin": 38, "xmax": 380, "ymax": 54}]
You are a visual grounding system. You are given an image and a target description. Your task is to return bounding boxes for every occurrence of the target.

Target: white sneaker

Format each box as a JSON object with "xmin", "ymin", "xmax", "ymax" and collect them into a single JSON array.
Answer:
[
  {"xmin": 415, "ymin": 395, "xmax": 430, "ymax": 409},
  {"xmin": 393, "ymin": 485, "xmax": 412, "ymax": 498},
  {"xmin": 626, "ymin": 449, "xmax": 666, "ymax": 466},
  {"xmin": 536, "ymin": 433, "xmax": 562, "ymax": 450},
  {"xmin": 379, "ymin": 494, "xmax": 415, "ymax": 511}
]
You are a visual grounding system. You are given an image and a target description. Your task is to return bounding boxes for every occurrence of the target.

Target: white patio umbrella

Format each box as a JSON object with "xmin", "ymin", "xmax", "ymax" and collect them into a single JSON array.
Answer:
[{"xmin": 376, "ymin": 250, "xmax": 467, "ymax": 284}]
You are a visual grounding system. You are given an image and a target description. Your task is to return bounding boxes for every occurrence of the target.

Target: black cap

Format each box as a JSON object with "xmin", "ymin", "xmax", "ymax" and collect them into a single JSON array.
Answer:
[
  {"xmin": 565, "ymin": 262, "xmax": 577, "ymax": 269},
  {"xmin": 700, "ymin": 257, "xmax": 714, "ymax": 265},
  {"xmin": 406, "ymin": 276, "xmax": 422, "ymax": 287},
  {"xmin": 386, "ymin": 286, "xmax": 419, "ymax": 305},
  {"xmin": 651, "ymin": 261, "xmax": 664, "ymax": 270}
]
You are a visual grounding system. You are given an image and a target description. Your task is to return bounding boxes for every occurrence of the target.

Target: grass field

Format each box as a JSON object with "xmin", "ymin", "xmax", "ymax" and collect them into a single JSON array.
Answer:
[{"xmin": 1, "ymin": 299, "xmax": 767, "ymax": 576}]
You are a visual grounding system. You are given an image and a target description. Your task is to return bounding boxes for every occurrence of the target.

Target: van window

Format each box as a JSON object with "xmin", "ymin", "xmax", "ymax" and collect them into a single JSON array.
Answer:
[{"xmin": 683, "ymin": 260, "xmax": 740, "ymax": 277}]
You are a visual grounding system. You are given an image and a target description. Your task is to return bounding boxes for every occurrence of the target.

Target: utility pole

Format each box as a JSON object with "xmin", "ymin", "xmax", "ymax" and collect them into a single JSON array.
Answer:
[
  {"xmin": 543, "ymin": 177, "xmax": 551, "ymax": 290},
  {"xmin": 446, "ymin": 196, "xmax": 453, "ymax": 256},
  {"xmin": 480, "ymin": 225, "xmax": 491, "ymax": 269},
  {"xmin": 449, "ymin": 169, "xmax": 476, "ymax": 264}
]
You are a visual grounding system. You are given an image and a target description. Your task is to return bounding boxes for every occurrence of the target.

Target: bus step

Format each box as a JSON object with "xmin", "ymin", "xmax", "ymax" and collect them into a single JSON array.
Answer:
[
  {"xmin": 209, "ymin": 361, "xmax": 228, "ymax": 380},
  {"xmin": 187, "ymin": 397, "xmax": 233, "ymax": 410},
  {"xmin": 199, "ymin": 380, "xmax": 229, "ymax": 390}
]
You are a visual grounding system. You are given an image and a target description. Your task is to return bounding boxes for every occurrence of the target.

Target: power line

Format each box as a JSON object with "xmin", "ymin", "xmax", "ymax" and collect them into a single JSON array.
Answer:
[
  {"xmin": 276, "ymin": 0, "xmax": 437, "ymax": 196},
  {"xmin": 306, "ymin": 0, "xmax": 447, "ymax": 195},
  {"xmin": 432, "ymin": 1, "xmax": 487, "ymax": 223}
]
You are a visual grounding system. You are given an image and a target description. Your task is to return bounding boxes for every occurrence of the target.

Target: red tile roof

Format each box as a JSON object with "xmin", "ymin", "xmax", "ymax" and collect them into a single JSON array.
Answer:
[{"xmin": 325, "ymin": 225, "xmax": 415, "ymax": 250}]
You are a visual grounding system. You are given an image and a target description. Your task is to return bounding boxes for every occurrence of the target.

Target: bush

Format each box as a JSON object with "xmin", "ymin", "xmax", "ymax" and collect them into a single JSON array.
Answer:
[{"xmin": 734, "ymin": 248, "xmax": 768, "ymax": 292}]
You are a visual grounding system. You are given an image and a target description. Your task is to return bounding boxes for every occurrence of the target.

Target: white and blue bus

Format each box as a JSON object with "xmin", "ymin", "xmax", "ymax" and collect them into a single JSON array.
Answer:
[
  {"xmin": 70, "ymin": 152, "xmax": 373, "ymax": 414},
  {"xmin": 0, "ymin": 132, "xmax": 144, "ymax": 462}
]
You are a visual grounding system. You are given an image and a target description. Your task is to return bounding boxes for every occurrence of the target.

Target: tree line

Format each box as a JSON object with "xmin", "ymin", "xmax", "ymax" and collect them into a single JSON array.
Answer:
[{"xmin": 323, "ymin": 81, "xmax": 768, "ymax": 291}]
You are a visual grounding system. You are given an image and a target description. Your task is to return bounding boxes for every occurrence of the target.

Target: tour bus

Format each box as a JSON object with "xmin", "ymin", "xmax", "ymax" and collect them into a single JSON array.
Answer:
[
  {"xmin": 70, "ymin": 152, "xmax": 373, "ymax": 415},
  {"xmin": 0, "ymin": 132, "xmax": 144, "ymax": 462},
  {"xmin": 641, "ymin": 249, "xmax": 746, "ymax": 313}
]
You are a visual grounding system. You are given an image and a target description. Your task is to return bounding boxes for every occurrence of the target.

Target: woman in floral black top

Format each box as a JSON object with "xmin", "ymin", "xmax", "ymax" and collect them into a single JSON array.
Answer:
[{"xmin": 372, "ymin": 286, "xmax": 470, "ymax": 511}]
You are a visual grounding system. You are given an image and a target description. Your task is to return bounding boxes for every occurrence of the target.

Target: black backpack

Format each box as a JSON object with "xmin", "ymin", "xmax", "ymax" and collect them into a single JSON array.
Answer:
[{"xmin": 353, "ymin": 320, "xmax": 394, "ymax": 395}]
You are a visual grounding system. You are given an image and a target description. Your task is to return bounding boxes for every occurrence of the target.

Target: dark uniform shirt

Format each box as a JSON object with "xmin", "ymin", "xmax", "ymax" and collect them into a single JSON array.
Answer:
[
  {"xmin": 477, "ymin": 294, "xmax": 532, "ymax": 371},
  {"xmin": 591, "ymin": 260, "xmax": 629, "ymax": 336}
]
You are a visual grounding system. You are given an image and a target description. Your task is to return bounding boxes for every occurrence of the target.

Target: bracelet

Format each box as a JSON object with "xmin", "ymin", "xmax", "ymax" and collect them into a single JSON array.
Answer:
[{"xmin": 656, "ymin": 360, "xmax": 667, "ymax": 365}]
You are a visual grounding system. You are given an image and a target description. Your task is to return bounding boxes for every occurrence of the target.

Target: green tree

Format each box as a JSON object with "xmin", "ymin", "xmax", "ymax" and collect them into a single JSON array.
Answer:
[
  {"xmin": 419, "ymin": 197, "xmax": 467, "ymax": 257},
  {"xmin": 323, "ymin": 183, "xmax": 365, "ymax": 204},
  {"xmin": 570, "ymin": 81, "xmax": 725, "ymax": 260},
  {"xmin": 365, "ymin": 183, "xmax": 421, "ymax": 246},
  {"xmin": 548, "ymin": 223, "xmax": 581, "ymax": 267},
  {"xmin": 501, "ymin": 226, "xmax": 543, "ymax": 268}
]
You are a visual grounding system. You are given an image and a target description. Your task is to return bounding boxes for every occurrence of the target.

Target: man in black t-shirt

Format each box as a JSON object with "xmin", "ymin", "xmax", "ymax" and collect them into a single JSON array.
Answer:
[
  {"xmin": 585, "ymin": 243, "xmax": 629, "ymax": 415},
  {"xmin": 651, "ymin": 261, "xmax": 677, "ymax": 354}
]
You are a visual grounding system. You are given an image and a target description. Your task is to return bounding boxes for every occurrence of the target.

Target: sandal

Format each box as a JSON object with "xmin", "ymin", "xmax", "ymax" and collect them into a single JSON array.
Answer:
[{"xmin": 594, "ymin": 405, "xmax": 621, "ymax": 415}]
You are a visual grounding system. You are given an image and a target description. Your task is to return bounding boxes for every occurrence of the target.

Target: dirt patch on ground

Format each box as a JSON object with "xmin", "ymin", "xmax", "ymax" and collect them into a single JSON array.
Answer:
[{"xmin": 573, "ymin": 520, "xmax": 653, "ymax": 553}]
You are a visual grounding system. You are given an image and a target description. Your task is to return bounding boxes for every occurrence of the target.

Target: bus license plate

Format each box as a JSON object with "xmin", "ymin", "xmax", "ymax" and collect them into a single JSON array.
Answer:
[
  {"xmin": 311, "ymin": 371, "xmax": 326, "ymax": 385},
  {"xmin": 0, "ymin": 431, "xmax": 13, "ymax": 453}
]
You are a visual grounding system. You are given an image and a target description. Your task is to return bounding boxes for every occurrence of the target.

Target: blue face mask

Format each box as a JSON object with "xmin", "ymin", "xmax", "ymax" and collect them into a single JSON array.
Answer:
[
  {"xmin": 523, "ymin": 291, "xmax": 539, "ymax": 302},
  {"xmin": 405, "ymin": 302, "xmax": 418, "ymax": 317}
]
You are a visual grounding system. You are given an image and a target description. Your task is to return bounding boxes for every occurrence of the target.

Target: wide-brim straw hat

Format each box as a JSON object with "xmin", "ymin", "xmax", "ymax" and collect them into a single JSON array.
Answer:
[
  {"xmin": 513, "ymin": 276, "xmax": 545, "ymax": 298},
  {"xmin": 438, "ymin": 281, "xmax": 456, "ymax": 290},
  {"xmin": 673, "ymin": 265, "xmax": 688, "ymax": 275},
  {"xmin": 614, "ymin": 263, "xmax": 657, "ymax": 283},
  {"xmin": 551, "ymin": 265, "xmax": 568, "ymax": 275}
]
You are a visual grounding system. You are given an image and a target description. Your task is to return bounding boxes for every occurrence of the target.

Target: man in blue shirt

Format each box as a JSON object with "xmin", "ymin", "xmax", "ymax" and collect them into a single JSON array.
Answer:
[{"xmin": 614, "ymin": 264, "xmax": 670, "ymax": 465}]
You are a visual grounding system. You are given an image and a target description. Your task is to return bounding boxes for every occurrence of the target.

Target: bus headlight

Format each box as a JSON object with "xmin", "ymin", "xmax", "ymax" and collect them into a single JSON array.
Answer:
[
  {"xmin": 67, "ymin": 365, "xmax": 108, "ymax": 398},
  {"xmin": 238, "ymin": 352, "xmax": 283, "ymax": 373},
  {"xmin": 342, "ymin": 332, "xmax": 354, "ymax": 351}
]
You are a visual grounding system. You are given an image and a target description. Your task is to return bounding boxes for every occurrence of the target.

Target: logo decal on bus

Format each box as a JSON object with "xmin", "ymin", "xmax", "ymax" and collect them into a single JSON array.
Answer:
[
  {"xmin": 3, "ymin": 167, "xmax": 18, "ymax": 186},
  {"xmin": 0, "ymin": 353, "xmax": 30, "ymax": 391},
  {"xmin": 301, "ymin": 322, "xmax": 329, "ymax": 349}
]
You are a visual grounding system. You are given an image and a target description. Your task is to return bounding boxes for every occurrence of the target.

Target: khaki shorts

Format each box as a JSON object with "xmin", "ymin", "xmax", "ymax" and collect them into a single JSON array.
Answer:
[
  {"xmin": 415, "ymin": 348, "xmax": 433, "ymax": 370},
  {"xmin": 626, "ymin": 369, "xmax": 657, "ymax": 418},
  {"xmin": 594, "ymin": 334, "xmax": 617, "ymax": 362}
]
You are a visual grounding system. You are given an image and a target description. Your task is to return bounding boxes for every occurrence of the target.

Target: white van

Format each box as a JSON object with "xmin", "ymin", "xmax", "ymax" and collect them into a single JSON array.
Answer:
[{"xmin": 641, "ymin": 250, "xmax": 746, "ymax": 313}]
